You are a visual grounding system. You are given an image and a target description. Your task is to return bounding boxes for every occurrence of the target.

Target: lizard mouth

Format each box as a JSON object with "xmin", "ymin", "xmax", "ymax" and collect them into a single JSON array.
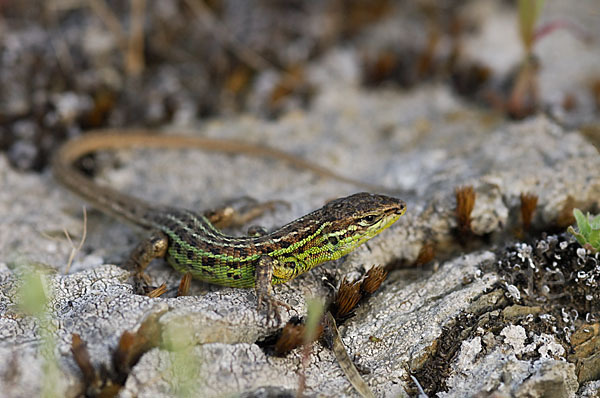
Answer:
[
  {"xmin": 394, "ymin": 208, "xmax": 405, "ymax": 215},
  {"xmin": 390, "ymin": 202, "xmax": 407, "ymax": 216}
]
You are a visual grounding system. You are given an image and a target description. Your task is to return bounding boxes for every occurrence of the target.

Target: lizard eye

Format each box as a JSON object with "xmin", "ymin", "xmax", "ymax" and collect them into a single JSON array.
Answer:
[{"xmin": 359, "ymin": 215, "xmax": 379, "ymax": 225}]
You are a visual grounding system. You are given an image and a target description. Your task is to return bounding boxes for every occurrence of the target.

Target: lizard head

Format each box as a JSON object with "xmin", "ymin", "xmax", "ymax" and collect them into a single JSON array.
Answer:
[
  {"xmin": 270, "ymin": 192, "xmax": 406, "ymax": 284},
  {"xmin": 318, "ymin": 192, "xmax": 406, "ymax": 260}
]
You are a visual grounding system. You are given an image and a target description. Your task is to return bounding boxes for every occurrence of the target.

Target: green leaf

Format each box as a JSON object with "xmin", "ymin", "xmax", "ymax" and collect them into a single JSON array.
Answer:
[
  {"xmin": 20, "ymin": 272, "xmax": 48, "ymax": 316},
  {"xmin": 304, "ymin": 298, "xmax": 325, "ymax": 344},
  {"xmin": 588, "ymin": 230, "xmax": 600, "ymax": 250},
  {"xmin": 590, "ymin": 214, "xmax": 600, "ymax": 230},
  {"xmin": 573, "ymin": 208, "xmax": 591, "ymax": 237},
  {"xmin": 568, "ymin": 226, "xmax": 587, "ymax": 247},
  {"xmin": 518, "ymin": 0, "xmax": 546, "ymax": 51}
]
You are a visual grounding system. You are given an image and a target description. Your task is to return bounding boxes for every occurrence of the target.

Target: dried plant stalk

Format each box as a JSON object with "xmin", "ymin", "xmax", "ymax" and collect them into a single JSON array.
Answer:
[
  {"xmin": 126, "ymin": 0, "xmax": 146, "ymax": 77},
  {"xmin": 177, "ymin": 272, "xmax": 192, "ymax": 297},
  {"xmin": 147, "ymin": 283, "xmax": 167, "ymax": 298}
]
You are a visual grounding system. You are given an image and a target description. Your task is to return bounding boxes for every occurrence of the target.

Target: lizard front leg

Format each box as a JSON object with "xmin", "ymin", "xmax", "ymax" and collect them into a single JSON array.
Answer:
[
  {"xmin": 256, "ymin": 255, "xmax": 291, "ymax": 325},
  {"xmin": 123, "ymin": 231, "xmax": 169, "ymax": 294}
]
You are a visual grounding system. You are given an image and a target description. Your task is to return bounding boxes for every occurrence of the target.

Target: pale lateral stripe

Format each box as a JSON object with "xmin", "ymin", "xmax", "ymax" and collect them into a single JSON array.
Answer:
[
  {"xmin": 164, "ymin": 212, "xmax": 327, "ymax": 249},
  {"xmin": 182, "ymin": 210, "xmax": 228, "ymax": 240},
  {"xmin": 164, "ymin": 213, "xmax": 267, "ymax": 249},
  {"xmin": 164, "ymin": 214, "xmax": 254, "ymax": 248},
  {"xmin": 187, "ymin": 210, "xmax": 228, "ymax": 236},
  {"xmin": 161, "ymin": 224, "xmax": 261, "ymax": 262},
  {"xmin": 269, "ymin": 222, "xmax": 330, "ymax": 256},
  {"xmin": 161, "ymin": 215, "xmax": 331, "ymax": 261}
]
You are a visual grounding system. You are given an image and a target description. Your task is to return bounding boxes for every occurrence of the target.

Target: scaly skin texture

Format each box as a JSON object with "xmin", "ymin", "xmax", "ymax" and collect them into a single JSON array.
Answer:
[
  {"xmin": 154, "ymin": 193, "xmax": 405, "ymax": 288},
  {"xmin": 52, "ymin": 130, "xmax": 406, "ymax": 319}
]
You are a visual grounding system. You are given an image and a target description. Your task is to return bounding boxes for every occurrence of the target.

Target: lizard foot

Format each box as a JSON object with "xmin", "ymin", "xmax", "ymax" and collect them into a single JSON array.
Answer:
[
  {"xmin": 131, "ymin": 271, "xmax": 154, "ymax": 295},
  {"xmin": 204, "ymin": 199, "xmax": 289, "ymax": 230},
  {"xmin": 255, "ymin": 255, "xmax": 290, "ymax": 326},
  {"xmin": 257, "ymin": 291, "xmax": 291, "ymax": 327}
]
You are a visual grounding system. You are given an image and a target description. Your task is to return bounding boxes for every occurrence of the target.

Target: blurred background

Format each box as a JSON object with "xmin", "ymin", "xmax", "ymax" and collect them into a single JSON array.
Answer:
[{"xmin": 0, "ymin": 0, "xmax": 598, "ymax": 171}]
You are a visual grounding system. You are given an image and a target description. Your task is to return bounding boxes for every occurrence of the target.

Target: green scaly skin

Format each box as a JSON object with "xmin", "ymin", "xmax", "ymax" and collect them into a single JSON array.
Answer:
[{"xmin": 52, "ymin": 131, "xmax": 406, "ymax": 319}]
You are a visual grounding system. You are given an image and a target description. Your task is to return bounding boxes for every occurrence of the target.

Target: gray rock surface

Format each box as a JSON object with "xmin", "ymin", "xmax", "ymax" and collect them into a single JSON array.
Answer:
[
  {"xmin": 2, "ymin": 1, "xmax": 600, "ymax": 396},
  {"xmin": 2, "ymin": 89, "xmax": 599, "ymax": 397}
]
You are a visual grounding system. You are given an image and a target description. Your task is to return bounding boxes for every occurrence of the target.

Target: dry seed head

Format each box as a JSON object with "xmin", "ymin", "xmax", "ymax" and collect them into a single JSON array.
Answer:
[
  {"xmin": 147, "ymin": 283, "xmax": 167, "ymax": 298},
  {"xmin": 275, "ymin": 322, "xmax": 305, "ymax": 355},
  {"xmin": 455, "ymin": 186, "xmax": 476, "ymax": 233},
  {"xmin": 177, "ymin": 272, "xmax": 192, "ymax": 297},
  {"xmin": 114, "ymin": 311, "xmax": 163, "ymax": 379},
  {"xmin": 556, "ymin": 196, "xmax": 576, "ymax": 228},
  {"xmin": 274, "ymin": 321, "xmax": 324, "ymax": 355},
  {"xmin": 415, "ymin": 242, "xmax": 435, "ymax": 266},
  {"xmin": 333, "ymin": 278, "xmax": 362, "ymax": 319},
  {"xmin": 520, "ymin": 192, "xmax": 538, "ymax": 231},
  {"xmin": 71, "ymin": 333, "xmax": 97, "ymax": 386},
  {"xmin": 362, "ymin": 266, "xmax": 388, "ymax": 294},
  {"xmin": 114, "ymin": 331, "xmax": 137, "ymax": 371}
]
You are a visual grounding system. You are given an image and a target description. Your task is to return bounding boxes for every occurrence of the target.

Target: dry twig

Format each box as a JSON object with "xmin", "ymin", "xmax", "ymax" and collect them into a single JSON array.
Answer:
[{"xmin": 64, "ymin": 207, "xmax": 88, "ymax": 274}]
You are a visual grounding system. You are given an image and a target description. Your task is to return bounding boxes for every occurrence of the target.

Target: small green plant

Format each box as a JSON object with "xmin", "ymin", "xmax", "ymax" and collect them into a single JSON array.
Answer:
[
  {"xmin": 567, "ymin": 208, "xmax": 600, "ymax": 252},
  {"xmin": 17, "ymin": 266, "xmax": 62, "ymax": 398},
  {"xmin": 518, "ymin": 0, "xmax": 546, "ymax": 54}
]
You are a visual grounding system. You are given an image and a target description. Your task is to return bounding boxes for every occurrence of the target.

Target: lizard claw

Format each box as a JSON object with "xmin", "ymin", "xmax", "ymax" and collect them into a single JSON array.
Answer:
[
  {"xmin": 132, "ymin": 271, "xmax": 154, "ymax": 295},
  {"xmin": 257, "ymin": 292, "xmax": 291, "ymax": 327}
]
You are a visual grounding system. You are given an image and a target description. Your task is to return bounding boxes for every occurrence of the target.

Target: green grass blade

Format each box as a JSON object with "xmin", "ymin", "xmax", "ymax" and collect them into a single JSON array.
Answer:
[
  {"xmin": 518, "ymin": 0, "xmax": 546, "ymax": 51},
  {"xmin": 588, "ymin": 230, "xmax": 600, "ymax": 249},
  {"xmin": 573, "ymin": 208, "xmax": 591, "ymax": 237},
  {"xmin": 304, "ymin": 298, "xmax": 325, "ymax": 344}
]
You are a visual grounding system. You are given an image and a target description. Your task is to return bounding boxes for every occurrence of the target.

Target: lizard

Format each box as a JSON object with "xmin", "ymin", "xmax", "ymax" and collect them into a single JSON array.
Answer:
[{"xmin": 52, "ymin": 130, "xmax": 407, "ymax": 322}]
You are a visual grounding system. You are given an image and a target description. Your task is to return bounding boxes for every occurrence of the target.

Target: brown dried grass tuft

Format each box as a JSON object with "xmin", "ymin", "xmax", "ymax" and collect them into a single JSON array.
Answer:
[{"xmin": 455, "ymin": 185, "xmax": 476, "ymax": 233}]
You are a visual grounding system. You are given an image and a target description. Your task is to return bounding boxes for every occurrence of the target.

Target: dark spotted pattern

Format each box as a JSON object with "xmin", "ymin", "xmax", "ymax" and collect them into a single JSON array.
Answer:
[{"xmin": 139, "ymin": 193, "xmax": 406, "ymax": 288}]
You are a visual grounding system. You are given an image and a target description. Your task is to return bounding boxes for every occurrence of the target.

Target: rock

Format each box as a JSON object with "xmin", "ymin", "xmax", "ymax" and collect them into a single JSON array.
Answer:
[{"xmin": 516, "ymin": 361, "xmax": 578, "ymax": 398}]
